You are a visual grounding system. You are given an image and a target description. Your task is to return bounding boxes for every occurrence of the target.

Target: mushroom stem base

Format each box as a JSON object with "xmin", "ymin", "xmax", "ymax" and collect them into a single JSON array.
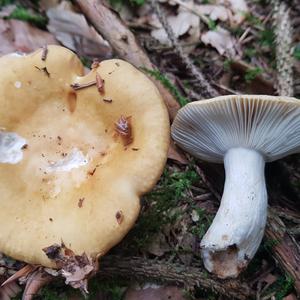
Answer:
[{"xmin": 200, "ymin": 147, "xmax": 267, "ymax": 278}]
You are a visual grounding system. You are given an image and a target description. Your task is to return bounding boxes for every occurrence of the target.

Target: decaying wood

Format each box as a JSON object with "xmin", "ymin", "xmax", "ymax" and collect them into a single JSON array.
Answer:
[
  {"xmin": 75, "ymin": 0, "xmax": 180, "ymax": 120},
  {"xmin": 98, "ymin": 256, "xmax": 255, "ymax": 300},
  {"xmin": 266, "ymin": 210, "xmax": 300, "ymax": 294}
]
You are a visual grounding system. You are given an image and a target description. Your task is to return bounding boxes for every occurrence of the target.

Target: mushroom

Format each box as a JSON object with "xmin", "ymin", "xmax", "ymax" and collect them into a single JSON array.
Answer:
[
  {"xmin": 171, "ymin": 95, "xmax": 300, "ymax": 278},
  {"xmin": 0, "ymin": 45, "xmax": 169, "ymax": 269}
]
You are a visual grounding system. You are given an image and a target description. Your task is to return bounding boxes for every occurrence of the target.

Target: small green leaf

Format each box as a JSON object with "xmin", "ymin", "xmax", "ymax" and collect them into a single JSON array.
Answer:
[
  {"xmin": 207, "ymin": 18, "xmax": 217, "ymax": 30},
  {"xmin": 223, "ymin": 59, "xmax": 232, "ymax": 71},
  {"xmin": 142, "ymin": 68, "xmax": 189, "ymax": 107}
]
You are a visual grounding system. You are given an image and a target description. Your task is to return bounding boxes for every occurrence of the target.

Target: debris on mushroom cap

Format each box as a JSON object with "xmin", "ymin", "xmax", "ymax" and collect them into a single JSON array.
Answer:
[
  {"xmin": 91, "ymin": 58, "xmax": 100, "ymax": 69},
  {"xmin": 171, "ymin": 95, "xmax": 300, "ymax": 278},
  {"xmin": 172, "ymin": 95, "xmax": 300, "ymax": 163},
  {"xmin": 42, "ymin": 243, "xmax": 96, "ymax": 293},
  {"xmin": 41, "ymin": 45, "xmax": 48, "ymax": 61},
  {"xmin": 115, "ymin": 115, "xmax": 133, "ymax": 146},
  {"xmin": 0, "ymin": 45, "xmax": 170, "ymax": 269},
  {"xmin": 96, "ymin": 73, "xmax": 105, "ymax": 94},
  {"xmin": 46, "ymin": 148, "xmax": 88, "ymax": 172}
]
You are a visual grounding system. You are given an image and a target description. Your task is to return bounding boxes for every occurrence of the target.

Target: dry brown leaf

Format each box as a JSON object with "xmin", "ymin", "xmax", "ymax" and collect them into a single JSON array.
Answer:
[
  {"xmin": 262, "ymin": 273, "xmax": 277, "ymax": 285},
  {"xmin": 171, "ymin": 0, "xmax": 248, "ymax": 25},
  {"xmin": 0, "ymin": 5, "xmax": 16, "ymax": 18},
  {"xmin": 124, "ymin": 285, "xmax": 186, "ymax": 300},
  {"xmin": 146, "ymin": 232, "xmax": 171, "ymax": 257},
  {"xmin": 0, "ymin": 264, "xmax": 37, "ymax": 300},
  {"xmin": 225, "ymin": 0, "xmax": 249, "ymax": 25},
  {"xmin": 0, "ymin": 281, "xmax": 21, "ymax": 300},
  {"xmin": 201, "ymin": 26, "xmax": 239, "ymax": 57},
  {"xmin": 151, "ymin": 9, "xmax": 200, "ymax": 45},
  {"xmin": 168, "ymin": 141, "xmax": 188, "ymax": 164},
  {"xmin": 11, "ymin": 20, "xmax": 58, "ymax": 53},
  {"xmin": 46, "ymin": 1, "xmax": 112, "ymax": 59},
  {"xmin": 1, "ymin": 265, "xmax": 36, "ymax": 288},
  {"xmin": 43, "ymin": 243, "xmax": 97, "ymax": 294},
  {"xmin": 22, "ymin": 269, "xmax": 52, "ymax": 300},
  {"xmin": 195, "ymin": 4, "xmax": 231, "ymax": 21},
  {"xmin": 0, "ymin": 19, "xmax": 58, "ymax": 56}
]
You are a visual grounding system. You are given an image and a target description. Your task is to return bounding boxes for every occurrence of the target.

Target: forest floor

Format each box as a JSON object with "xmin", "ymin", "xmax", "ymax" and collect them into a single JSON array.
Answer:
[{"xmin": 0, "ymin": 0, "xmax": 299, "ymax": 299}]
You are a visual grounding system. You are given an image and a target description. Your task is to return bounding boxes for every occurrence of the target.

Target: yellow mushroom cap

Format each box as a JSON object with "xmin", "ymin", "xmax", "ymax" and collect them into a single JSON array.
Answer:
[{"xmin": 0, "ymin": 45, "xmax": 170, "ymax": 267}]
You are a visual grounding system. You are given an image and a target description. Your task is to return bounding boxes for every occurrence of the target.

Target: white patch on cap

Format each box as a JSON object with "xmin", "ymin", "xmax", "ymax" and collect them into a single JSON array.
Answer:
[
  {"xmin": 14, "ymin": 81, "xmax": 22, "ymax": 88},
  {"xmin": 46, "ymin": 148, "xmax": 88, "ymax": 172},
  {"xmin": 0, "ymin": 131, "xmax": 27, "ymax": 164}
]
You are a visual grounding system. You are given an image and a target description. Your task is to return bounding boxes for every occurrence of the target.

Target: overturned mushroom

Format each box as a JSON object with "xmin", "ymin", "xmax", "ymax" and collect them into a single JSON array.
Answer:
[
  {"xmin": 0, "ymin": 46, "xmax": 169, "ymax": 270},
  {"xmin": 171, "ymin": 95, "xmax": 300, "ymax": 278}
]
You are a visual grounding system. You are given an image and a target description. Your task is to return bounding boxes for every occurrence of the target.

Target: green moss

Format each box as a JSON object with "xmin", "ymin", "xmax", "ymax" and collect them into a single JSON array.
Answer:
[
  {"xmin": 87, "ymin": 279, "xmax": 125, "ymax": 300},
  {"xmin": 142, "ymin": 68, "xmax": 190, "ymax": 107},
  {"xmin": 275, "ymin": 276, "xmax": 295, "ymax": 300},
  {"xmin": 126, "ymin": 166, "xmax": 200, "ymax": 249},
  {"xmin": 263, "ymin": 238, "xmax": 280, "ymax": 252},
  {"xmin": 80, "ymin": 56, "xmax": 92, "ymax": 68},
  {"xmin": 244, "ymin": 47, "xmax": 257, "ymax": 60},
  {"xmin": 130, "ymin": 0, "xmax": 145, "ymax": 5},
  {"xmin": 262, "ymin": 275, "xmax": 295, "ymax": 300},
  {"xmin": 28, "ymin": 283, "xmax": 70, "ymax": 300},
  {"xmin": 109, "ymin": 0, "xmax": 145, "ymax": 9},
  {"xmin": 294, "ymin": 44, "xmax": 300, "ymax": 61},
  {"xmin": 28, "ymin": 278, "xmax": 125, "ymax": 300},
  {"xmin": 8, "ymin": 6, "xmax": 47, "ymax": 28},
  {"xmin": 207, "ymin": 18, "xmax": 217, "ymax": 30},
  {"xmin": 0, "ymin": 0, "xmax": 15, "ymax": 7},
  {"xmin": 190, "ymin": 207, "xmax": 213, "ymax": 239},
  {"xmin": 245, "ymin": 12, "xmax": 263, "ymax": 28},
  {"xmin": 259, "ymin": 28, "xmax": 275, "ymax": 47},
  {"xmin": 223, "ymin": 59, "xmax": 232, "ymax": 71},
  {"xmin": 244, "ymin": 67, "xmax": 263, "ymax": 82}
]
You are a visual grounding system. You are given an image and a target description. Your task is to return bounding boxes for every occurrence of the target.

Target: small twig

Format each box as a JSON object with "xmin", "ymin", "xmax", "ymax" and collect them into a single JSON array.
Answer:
[
  {"xmin": 98, "ymin": 256, "xmax": 255, "ymax": 300},
  {"xmin": 150, "ymin": 0, "xmax": 218, "ymax": 99},
  {"xmin": 261, "ymin": 292, "xmax": 276, "ymax": 300},
  {"xmin": 212, "ymin": 82, "xmax": 239, "ymax": 95},
  {"xmin": 41, "ymin": 45, "xmax": 48, "ymax": 61},
  {"xmin": 238, "ymin": 27, "xmax": 251, "ymax": 44},
  {"xmin": 70, "ymin": 81, "xmax": 96, "ymax": 90},
  {"xmin": 96, "ymin": 73, "xmax": 105, "ymax": 94}
]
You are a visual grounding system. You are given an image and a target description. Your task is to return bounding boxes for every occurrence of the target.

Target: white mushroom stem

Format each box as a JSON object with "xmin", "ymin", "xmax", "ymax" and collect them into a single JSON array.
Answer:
[{"xmin": 200, "ymin": 147, "xmax": 267, "ymax": 278}]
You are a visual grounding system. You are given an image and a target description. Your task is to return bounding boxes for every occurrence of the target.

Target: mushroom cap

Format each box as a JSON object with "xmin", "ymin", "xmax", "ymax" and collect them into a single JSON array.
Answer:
[
  {"xmin": 0, "ymin": 45, "xmax": 170, "ymax": 267},
  {"xmin": 171, "ymin": 95, "xmax": 300, "ymax": 163}
]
